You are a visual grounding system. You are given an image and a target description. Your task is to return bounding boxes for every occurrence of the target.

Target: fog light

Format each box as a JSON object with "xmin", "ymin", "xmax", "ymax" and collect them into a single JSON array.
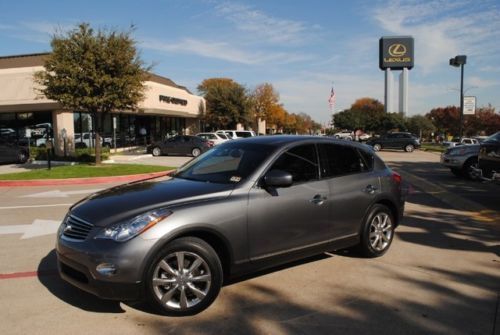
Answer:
[{"xmin": 96, "ymin": 263, "xmax": 117, "ymax": 277}]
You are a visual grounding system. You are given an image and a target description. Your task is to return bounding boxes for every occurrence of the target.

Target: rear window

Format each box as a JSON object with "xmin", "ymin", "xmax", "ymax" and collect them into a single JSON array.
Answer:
[
  {"xmin": 318, "ymin": 144, "xmax": 369, "ymax": 178},
  {"xmin": 236, "ymin": 131, "xmax": 253, "ymax": 138}
]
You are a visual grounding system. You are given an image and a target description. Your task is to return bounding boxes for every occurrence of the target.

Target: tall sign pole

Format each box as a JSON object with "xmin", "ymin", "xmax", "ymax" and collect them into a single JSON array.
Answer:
[{"xmin": 380, "ymin": 36, "xmax": 414, "ymax": 115}]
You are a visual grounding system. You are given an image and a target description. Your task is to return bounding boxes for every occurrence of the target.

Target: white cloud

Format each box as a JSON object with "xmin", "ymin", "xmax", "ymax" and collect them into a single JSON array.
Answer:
[
  {"xmin": 468, "ymin": 76, "xmax": 500, "ymax": 88},
  {"xmin": 141, "ymin": 38, "xmax": 313, "ymax": 65},
  {"xmin": 214, "ymin": 2, "xmax": 311, "ymax": 45}
]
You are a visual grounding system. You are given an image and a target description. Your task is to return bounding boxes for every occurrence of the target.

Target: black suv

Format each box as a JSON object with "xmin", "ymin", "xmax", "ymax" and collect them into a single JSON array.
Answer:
[{"xmin": 367, "ymin": 132, "xmax": 420, "ymax": 152}]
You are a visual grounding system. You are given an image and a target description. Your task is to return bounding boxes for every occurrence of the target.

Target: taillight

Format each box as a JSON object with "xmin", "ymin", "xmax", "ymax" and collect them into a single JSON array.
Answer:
[
  {"xmin": 392, "ymin": 171, "xmax": 401, "ymax": 184},
  {"xmin": 207, "ymin": 141, "xmax": 215, "ymax": 147}
]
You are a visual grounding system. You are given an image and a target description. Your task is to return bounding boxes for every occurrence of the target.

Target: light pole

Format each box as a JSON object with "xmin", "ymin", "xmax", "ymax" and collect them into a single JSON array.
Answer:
[{"xmin": 449, "ymin": 55, "xmax": 467, "ymax": 138}]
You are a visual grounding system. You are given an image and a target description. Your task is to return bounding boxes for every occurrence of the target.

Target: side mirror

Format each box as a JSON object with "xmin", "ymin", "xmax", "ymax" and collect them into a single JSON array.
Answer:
[{"xmin": 263, "ymin": 169, "xmax": 293, "ymax": 188}]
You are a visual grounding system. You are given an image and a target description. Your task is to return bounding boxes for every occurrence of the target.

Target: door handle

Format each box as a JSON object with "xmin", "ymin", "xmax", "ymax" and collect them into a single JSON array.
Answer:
[
  {"xmin": 364, "ymin": 185, "xmax": 378, "ymax": 194},
  {"xmin": 310, "ymin": 194, "xmax": 327, "ymax": 206}
]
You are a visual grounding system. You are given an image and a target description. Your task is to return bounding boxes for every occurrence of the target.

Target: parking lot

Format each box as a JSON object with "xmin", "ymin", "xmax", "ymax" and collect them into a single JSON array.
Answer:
[{"xmin": 0, "ymin": 150, "xmax": 498, "ymax": 335}]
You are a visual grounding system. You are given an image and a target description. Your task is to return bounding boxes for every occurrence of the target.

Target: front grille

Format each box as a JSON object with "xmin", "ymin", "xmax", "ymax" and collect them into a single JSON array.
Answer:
[{"xmin": 62, "ymin": 215, "xmax": 94, "ymax": 240}]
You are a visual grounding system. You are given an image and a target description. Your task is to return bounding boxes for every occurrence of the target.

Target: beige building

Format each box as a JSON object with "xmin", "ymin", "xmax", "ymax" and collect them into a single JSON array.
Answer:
[{"xmin": 0, "ymin": 53, "xmax": 205, "ymax": 156}]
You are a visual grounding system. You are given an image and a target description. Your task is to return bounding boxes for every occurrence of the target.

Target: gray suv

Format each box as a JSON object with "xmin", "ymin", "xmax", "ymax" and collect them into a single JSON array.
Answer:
[
  {"xmin": 56, "ymin": 136, "xmax": 405, "ymax": 316},
  {"xmin": 440, "ymin": 144, "xmax": 479, "ymax": 179}
]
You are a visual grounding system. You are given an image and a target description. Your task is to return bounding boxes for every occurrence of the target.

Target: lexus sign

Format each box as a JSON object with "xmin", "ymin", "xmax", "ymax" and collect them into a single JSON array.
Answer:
[{"xmin": 379, "ymin": 36, "xmax": 414, "ymax": 70}]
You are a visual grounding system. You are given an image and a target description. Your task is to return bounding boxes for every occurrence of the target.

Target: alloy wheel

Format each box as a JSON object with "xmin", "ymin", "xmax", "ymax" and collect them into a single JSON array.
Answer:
[
  {"xmin": 152, "ymin": 147, "xmax": 161, "ymax": 156},
  {"xmin": 369, "ymin": 213, "xmax": 393, "ymax": 252},
  {"xmin": 152, "ymin": 251, "xmax": 212, "ymax": 311}
]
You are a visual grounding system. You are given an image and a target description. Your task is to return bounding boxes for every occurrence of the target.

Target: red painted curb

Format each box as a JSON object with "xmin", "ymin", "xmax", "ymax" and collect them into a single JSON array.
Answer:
[
  {"xmin": 0, "ymin": 270, "xmax": 58, "ymax": 279},
  {"xmin": 0, "ymin": 170, "xmax": 174, "ymax": 187}
]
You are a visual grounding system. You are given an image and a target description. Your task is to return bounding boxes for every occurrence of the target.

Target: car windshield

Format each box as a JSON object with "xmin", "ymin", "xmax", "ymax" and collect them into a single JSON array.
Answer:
[
  {"xmin": 174, "ymin": 142, "xmax": 275, "ymax": 184},
  {"xmin": 484, "ymin": 132, "xmax": 500, "ymax": 143}
]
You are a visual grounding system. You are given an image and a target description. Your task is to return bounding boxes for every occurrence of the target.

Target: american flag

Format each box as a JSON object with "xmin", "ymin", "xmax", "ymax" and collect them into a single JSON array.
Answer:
[{"xmin": 328, "ymin": 86, "xmax": 336, "ymax": 110}]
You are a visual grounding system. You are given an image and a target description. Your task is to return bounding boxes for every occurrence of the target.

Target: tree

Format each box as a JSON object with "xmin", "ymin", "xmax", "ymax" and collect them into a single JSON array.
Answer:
[
  {"xmin": 250, "ymin": 83, "xmax": 280, "ymax": 128},
  {"xmin": 426, "ymin": 106, "xmax": 460, "ymax": 136},
  {"xmin": 197, "ymin": 78, "xmax": 252, "ymax": 130},
  {"xmin": 34, "ymin": 23, "xmax": 148, "ymax": 164},
  {"xmin": 332, "ymin": 98, "xmax": 386, "ymax": 132},
  {"xmin": 405, "ymin": 115, "xmax": 436, "ymax": 138}
]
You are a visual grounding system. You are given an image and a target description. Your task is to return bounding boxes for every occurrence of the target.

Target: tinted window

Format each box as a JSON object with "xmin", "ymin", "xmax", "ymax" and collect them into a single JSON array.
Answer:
[
  {"xmin": 318, "ymin": 144, "xmax": 368, "ymax": 178},
  {"xmin": 271, "ymin": 144, "xmax": 318, "ymax": 183},
  {"xmin": 175, "ymin": 142, "xmax": 274, "ymax": 184},
  {"xmin": 236, "ymin": 131, "xmax": 252, "ymax": 138}
]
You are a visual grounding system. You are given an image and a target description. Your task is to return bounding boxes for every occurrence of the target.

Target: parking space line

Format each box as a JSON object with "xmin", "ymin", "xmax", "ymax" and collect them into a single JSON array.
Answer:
[{"xmin": 0, "ymin": 269, "xmax": 57, "ymax": 280}]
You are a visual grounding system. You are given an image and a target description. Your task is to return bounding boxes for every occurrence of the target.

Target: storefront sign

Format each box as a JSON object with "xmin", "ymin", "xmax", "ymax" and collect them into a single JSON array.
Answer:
[
  {"xmin": 379, "ymin": 36, "xmax": 414, "ymax": 70},
  {"xmin": 159, "ymin": 95, "xmax": 188, "ymax": 106}
]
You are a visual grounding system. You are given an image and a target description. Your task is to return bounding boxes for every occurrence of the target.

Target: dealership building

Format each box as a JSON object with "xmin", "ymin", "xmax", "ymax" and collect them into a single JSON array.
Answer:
[{"xmin": 0, "ymin": 53, "xmax": 206, "ymax": 156}]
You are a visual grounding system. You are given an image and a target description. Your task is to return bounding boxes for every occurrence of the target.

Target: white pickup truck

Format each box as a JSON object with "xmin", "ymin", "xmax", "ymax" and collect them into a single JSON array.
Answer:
[{"xmin": 442, "ymin": 137, "xmax": 479, "ymax": 148}]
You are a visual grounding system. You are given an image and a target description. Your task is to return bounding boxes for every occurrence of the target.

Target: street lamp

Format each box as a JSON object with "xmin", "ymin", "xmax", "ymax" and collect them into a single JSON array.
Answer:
[{"xmin": 449, "ymin": 55, "xmax": 467, "ymax": 138}]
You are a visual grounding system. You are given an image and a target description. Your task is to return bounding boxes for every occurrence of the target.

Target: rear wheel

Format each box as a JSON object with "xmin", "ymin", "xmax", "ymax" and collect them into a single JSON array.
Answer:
[
  {"xmin": 373, "ymin": 143, "xmax": 381, "ymax": 152},
  {"xmin": 358, "ymin": 204, "xmax": 395, "ymax": 257},
  {"xmin": 18, "ymin": 151, "xmax": 28, "ymax": 164},
  {"xmin": 191, "ymin": 148, "xmax": 201, "ymax": 157},
  {"xmin": 146, "ymin": 237, "xmax": 223, "ymax": 316},
  {"xmin": 152, "ymin": 147, "xmax": 161, "ymax": 157},
  {"xmin": 404, "ymin": 144, "xmax": 414, "ymax": 152}
]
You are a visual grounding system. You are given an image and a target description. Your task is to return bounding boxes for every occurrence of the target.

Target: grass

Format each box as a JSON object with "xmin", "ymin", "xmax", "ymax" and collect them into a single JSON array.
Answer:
[
  {"xmin": 0, "ymin": 164, "xmax": 173, "ymax": 180},
  {"xmin": 420, "ymin": 143, "xmax": 446, "ymax": 153}
]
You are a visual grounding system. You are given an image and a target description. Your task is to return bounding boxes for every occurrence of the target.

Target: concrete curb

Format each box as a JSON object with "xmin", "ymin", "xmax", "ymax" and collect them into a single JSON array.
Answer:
[{"xmin": 0, "ymin": 170, "xmax": 173, "ymax": 187}]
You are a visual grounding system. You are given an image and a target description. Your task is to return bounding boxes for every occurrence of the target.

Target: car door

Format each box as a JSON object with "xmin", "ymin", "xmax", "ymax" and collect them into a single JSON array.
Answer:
[
  {"xmin": 163, "ymin": 136, "xmax": 184, "ymax": 154},
  {"xmin": 318, "ymin": 143, "xmax": 380, "ymax": 237},
  {"xmin": 247, "ymin": 143, "xmax": 331, "ymax": 261}
]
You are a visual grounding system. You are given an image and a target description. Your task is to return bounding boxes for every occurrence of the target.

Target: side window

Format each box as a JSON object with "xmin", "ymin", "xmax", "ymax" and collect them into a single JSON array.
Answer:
[
  {"xmin": 357, "ymin": 149, "xmax": 374, "ymax": 171},
  {"xmin": 271, "ymin": 144, "xmax": 318, "ymax": 183},
  {"xmin": 318, "ymin": 144, "xmax": 367, "ymax": 178}
]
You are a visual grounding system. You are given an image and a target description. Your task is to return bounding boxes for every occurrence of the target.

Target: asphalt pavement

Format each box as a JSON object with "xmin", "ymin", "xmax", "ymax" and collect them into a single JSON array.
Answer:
[{"xmin": 0, "ymin": 150, "xmax": 498, "ymax": 335}]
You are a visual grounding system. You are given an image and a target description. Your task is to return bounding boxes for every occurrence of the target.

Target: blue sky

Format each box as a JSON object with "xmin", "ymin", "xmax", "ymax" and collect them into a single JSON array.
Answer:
[{"xmin": 1, "ymin": 0, "xmax": 499, "ymax": 124}]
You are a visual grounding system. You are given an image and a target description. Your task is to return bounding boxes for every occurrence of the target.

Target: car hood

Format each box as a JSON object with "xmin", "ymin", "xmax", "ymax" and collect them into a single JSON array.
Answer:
[{"xmin": 70, "ymin": 177, "xmax": 235, "ymax": 227}]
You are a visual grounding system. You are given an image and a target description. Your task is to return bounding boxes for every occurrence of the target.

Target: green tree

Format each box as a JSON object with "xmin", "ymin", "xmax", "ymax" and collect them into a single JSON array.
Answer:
[
  {"xmin": 197, "ymin": 78, "xmax": 252, "ymax": 129},
  {"xmin": 405, "ymin": 115, "xmax": 436, "ymax": 138},
  {"xmin": 34, "ymin": 23, "xmax": 148, "ymax": 164}
]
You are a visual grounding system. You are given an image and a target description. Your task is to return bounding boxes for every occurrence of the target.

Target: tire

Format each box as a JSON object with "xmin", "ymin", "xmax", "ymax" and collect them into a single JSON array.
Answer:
[
  {"xmin": 191, "ymin": 148, "xmax": 201, "ymax": 157},
  {"xmin": 358, "ymin": 204, "xmax": 395, "ymax": 258},
  {"xmin": 152, "ymin": 147, "xmax": 162, "ymax": 157},
  {"xmin": 373, "ymin": 143, "xmax": 381, "ymax": 152},
  {"xmin": 404, "ymin": 144, "xmax": 414, "ymax": 152},
  {"xmin": 145, "ymin": 237, "xmax": 223, "ymax": 316},
  {"xmin": 18, "ymin": 151, "xmax": 28, "ymax": 164},
  {"xmin": 462, "ymin": 157, "xmax": 478, "ymax": 180}
]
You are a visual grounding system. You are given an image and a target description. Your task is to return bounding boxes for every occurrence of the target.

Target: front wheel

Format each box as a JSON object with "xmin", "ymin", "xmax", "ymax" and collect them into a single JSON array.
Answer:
[
  {"xmin": 146, "ymin": 237, "xmax": 223, "ymax": 316},
  {"xmin": 373, "ymin": 143, "xmax": 381, "ymax": 152},
  {"xmin": 462, "ymin": 157, "xmax": 478, "ymax": 180},
  {"xmin": 152, "ymin": 147, "xmax": 161, "ymax": 157},
  {"xmin": 358, "ymin": 204, "xmax": 395, "ymax": 257}
]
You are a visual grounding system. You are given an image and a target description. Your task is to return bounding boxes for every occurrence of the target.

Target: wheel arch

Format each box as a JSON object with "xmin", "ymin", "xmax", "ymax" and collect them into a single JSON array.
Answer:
[
  {"xmin": 374, "ymin": 198, "xmax": 400, "ymax": 228},
  {"xmin": 143, "ymin": 227, "xmax": 234, "ymax": 284}
]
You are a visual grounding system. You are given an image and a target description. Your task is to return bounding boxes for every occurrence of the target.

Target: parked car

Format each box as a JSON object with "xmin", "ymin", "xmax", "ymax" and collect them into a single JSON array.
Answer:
[
  {"xmin": 442, "ymin": 137, "xmax": 479, "ymax": 148},
  {"xmin": 471, "ymin": 131, "xmax": 500, "ymax": 182},
  {"xmin": 366, "ymin": 132, "xmax": 420, "ymax": 152},
  {"xmin": 333, "ymin": 130, "xmax": 353, "ymax": 140},
  {"xmin": 56, "ymin": 136, "xmax": 404, "ymax": 316},
  {"xmin": 74, "ymin": 132, "xmax": 113, "ymax": 149},
  {"xmin": 196, "ymin": 132, "xmax": 229, "ymax": 146},
  {"xmin": 216, "ymin": 130, "xmax": 255, "ymax": 139},
  {"xmin": 0, "ymin": 137, "xmax": 29, "ymax": 164},
  {"xmin": 440, "ymin": 144, "xmax": 479, "ymax": 179},
  {"xmin": 147, "ymin": 135, "xmax": 212, "ymax": 157}
]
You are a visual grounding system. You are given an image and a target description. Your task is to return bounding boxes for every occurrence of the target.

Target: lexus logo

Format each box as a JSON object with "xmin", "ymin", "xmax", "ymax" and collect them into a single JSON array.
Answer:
[{"xmin": 388, "ymin": 44, "xmax": 407, "ymax": 57}]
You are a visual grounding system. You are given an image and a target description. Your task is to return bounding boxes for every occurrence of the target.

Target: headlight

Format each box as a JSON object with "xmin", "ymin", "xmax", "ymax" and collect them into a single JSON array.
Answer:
[{"xmin": 95, "ymin": 208, "xmax": 172, "ymax": 242}]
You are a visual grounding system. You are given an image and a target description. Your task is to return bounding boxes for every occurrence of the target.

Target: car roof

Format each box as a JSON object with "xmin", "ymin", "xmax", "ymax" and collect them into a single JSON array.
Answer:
[{"xmin": 228, "ymin": 135, "xmax": 371, "ymax": 150}]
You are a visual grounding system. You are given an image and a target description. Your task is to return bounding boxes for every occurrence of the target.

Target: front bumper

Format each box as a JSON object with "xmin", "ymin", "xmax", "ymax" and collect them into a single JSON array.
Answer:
[
  {"xmin": 440, "ymin": 153, "xmax": 466, "ymax": 169},
  {"xmin": 56, "ymin": 231, "xmax": 158, "ymax": 301}
]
